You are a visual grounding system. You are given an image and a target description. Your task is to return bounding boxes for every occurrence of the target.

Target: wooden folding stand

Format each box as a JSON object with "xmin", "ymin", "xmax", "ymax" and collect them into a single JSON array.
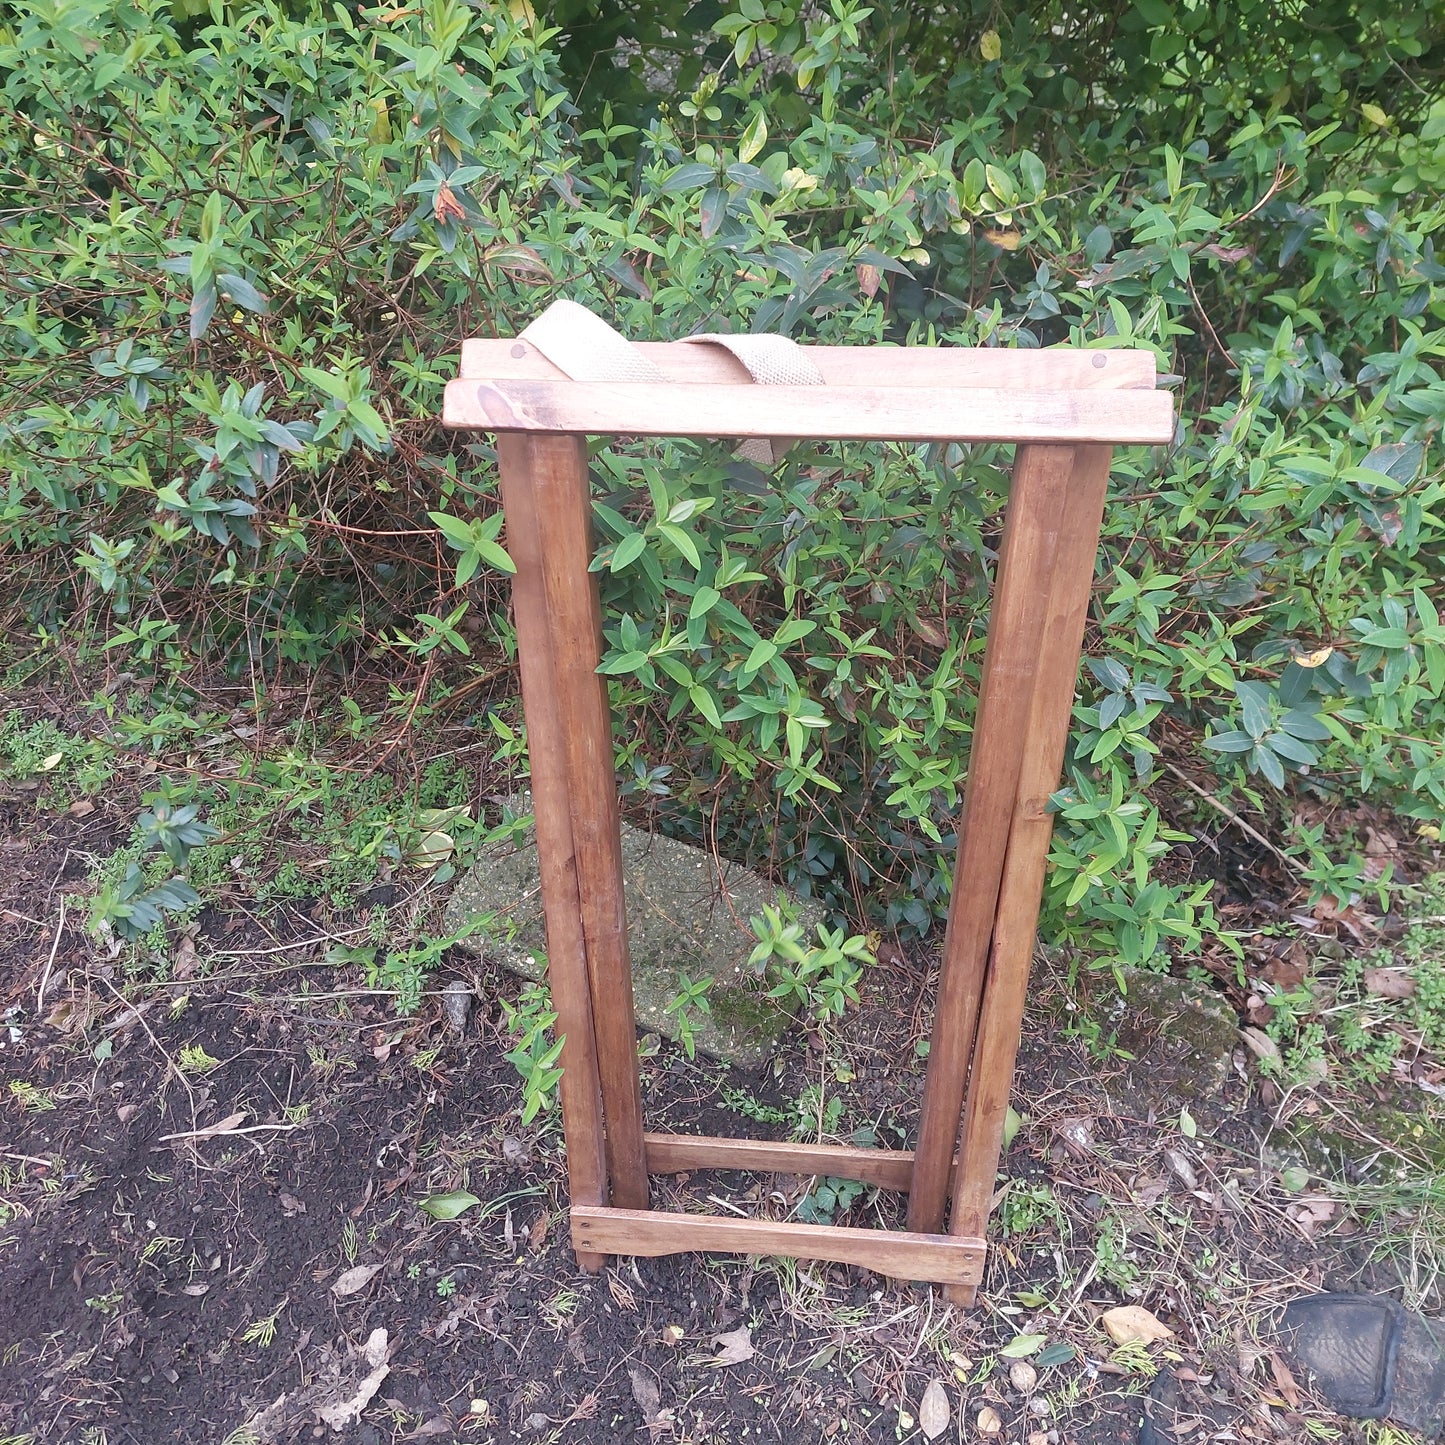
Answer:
[{"xmin": 442, "ymin": 324, "xmax": 1173, "ymax": 1303}]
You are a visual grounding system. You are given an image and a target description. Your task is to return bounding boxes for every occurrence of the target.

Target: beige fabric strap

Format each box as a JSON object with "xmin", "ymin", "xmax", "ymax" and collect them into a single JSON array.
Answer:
[
  {"xmin": 683, "ymin": 333, "xmax": 824, "ymax": 464},
  {"xmin": 682, "ymin": 331, "xmax": 825, "ymax": 388},
  {"xmin": 517, "ymin": 299, "xmax": 821, "ymax": 465},
  {"xmin": 519, "ymin": 298, "xmax": 667, "ymax": 384}
]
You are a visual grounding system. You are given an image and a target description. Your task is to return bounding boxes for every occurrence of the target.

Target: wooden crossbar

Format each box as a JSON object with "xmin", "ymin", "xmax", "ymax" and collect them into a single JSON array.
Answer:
[
  {"xmin": 643, "ymin": 1131, "xmax": 934, "ymax": 1192},
  {"xmin": 443, "ymin": 379, "xmax": 1174, "ymax": 444},
  {"xmin": 443, "ymin": 318, "xmax": 1171, "ymax": 1301},
  {"xmin": 460, "ymin": 337, "xmax": 1158, "ymax": 391},
  {"xmin": 571, "ymin": 1207, "xmax": 986, "ymax": 1287}
]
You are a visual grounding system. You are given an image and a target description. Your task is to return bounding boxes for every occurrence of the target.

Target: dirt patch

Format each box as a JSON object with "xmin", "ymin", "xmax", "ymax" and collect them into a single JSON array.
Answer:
[{"xmin": 1, "ymin": 789, "xmax": 1430, "ymax": 1444}]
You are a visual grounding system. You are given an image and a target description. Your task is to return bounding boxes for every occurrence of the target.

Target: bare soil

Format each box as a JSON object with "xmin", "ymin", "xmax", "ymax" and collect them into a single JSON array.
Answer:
[{"xmin": 0, "ymin": 780, "xmax": 1431, "ymax": 1445}]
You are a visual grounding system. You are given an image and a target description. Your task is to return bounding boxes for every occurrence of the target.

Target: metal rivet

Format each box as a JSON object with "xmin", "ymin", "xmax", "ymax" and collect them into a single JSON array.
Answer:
[
  {"xmin": 511, "ymin": 343, "xmax": 527, "ymax": 358},
  {"xmin": 1092, "ymin": 353, "xmax": 1106, "ymax": 368}
]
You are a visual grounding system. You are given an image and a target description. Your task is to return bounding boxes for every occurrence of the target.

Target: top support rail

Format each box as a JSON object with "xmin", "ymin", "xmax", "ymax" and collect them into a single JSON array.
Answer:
[{"xmin": 443, "ymin": 379, "xmax": 1175, "ymax": 446}]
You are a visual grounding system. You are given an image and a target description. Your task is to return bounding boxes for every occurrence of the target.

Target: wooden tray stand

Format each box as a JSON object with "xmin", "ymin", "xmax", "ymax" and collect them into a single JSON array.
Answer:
[{"xmin": 443, "ymin": 333, "xmax": 1173, "ymax": 1304}]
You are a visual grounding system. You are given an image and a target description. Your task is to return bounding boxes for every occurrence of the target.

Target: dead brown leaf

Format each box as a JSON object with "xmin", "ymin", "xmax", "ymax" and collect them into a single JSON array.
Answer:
[
  {"xmin": 1262, "ymin": 949, "xmax": 1308, "ymax": 989},
  {"xmin": 1238, "ymin": 1026, "xmax": 1281, "ymax": 1065},
  {"xmin": 1100, "ymin": 1305, "xmax": 1175, "ymax": 1346},
  {"xmin": 1285, "ymin": 1195, "xmax": 1337, "ymax": 1242},
  {"xmin": 331, "ymin": 1263, "xmax": 383, "ymax": 1299},
  {"xmin": 628, "ymin": 1368, "xmax": 662, "ymax": 1426},
  {"xmin": 1364, "ymin": 967, "xmax": 1415, "ymax": 1000},
  {"xmin": 402, "ymin": 1419, "xmax": 452, "ymax": 1439},
  {"xmin": 1268, "ymin": 1350, "xmax": 1301, "ymax": 1409},
  {"xmin": 433, "ymin": 182, "xmax": 465, "ymax": 225},
  {"xmin": 711, "ymin": 1325, "xmax": 754, "ymax": 1366},
  {"xmin": 316, "ymin": 1328, "xmax": 390, "ymax": 1430},
  {"xmin": 1054, "ymin": 1116, "xmax": 1095, "ymax": 1160},
  {"xmin": 156, "ymin": 1111, "xmax": 247, "ymax": 1143},
  {"xmin": 172, "ymin": 932, "xmax": 198, "ymax": 980},
  {"xmin": 1313, "ymin": 893, "xmax": 1375, "ymax": 942},
  {"xmin": 917, "ymin": 1378, "xmax": 950, "ymax": 1439}
]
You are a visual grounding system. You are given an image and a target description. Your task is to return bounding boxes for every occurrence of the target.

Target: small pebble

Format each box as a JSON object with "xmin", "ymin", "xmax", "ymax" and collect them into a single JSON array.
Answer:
[
  {"xmin": 1008, "ymin": 1360, "xmax": 1037, "ymax": 1393},
  {"xmin": 441, "ymin": 979, "xmax": 474, "ymax": 1034}
]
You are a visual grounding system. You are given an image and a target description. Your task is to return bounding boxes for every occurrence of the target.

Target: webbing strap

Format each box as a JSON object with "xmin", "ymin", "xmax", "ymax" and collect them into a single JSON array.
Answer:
[
  {"xmin": 519, "ymin": 299, "xmax": 667, "ymax": 385},
  {"xmin": 517, "ymin": 299, "xmax": 822, "ymax": 465}
]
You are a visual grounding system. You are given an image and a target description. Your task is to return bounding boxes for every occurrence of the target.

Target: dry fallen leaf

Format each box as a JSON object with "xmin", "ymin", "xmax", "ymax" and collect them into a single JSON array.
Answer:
[
  {"xmin": 1163, "ymin": 1148, "xmax": 1199, "ymax": 1191},
  {"xmin": 628, "ymin": 1367, "xmax": 662, "ymax": 1426},
  {"xmin": 331, "ymin": 1263, "xmax": 383, "ymax": 1298},
  {"xmin": 172, "ymin": 933, "xmax": 197, "ymax": 980},
  {"xmin": 918, "ymin": 1378, "xmax": 950, "ymax": 1439},
  {"xmin": 1054, "ymin": 1116, "xmax": 1094, "ymax": 1159},
  {"xmin": 1238, "ymin": 1026, "xmax": 1282, "ymax": 1064},
  {"xmin": 1364, "ymin": 967, "xmax": 1415, "ymax": 1000},
  {"xmin": 1285, "ymin": 1194, "xmax": 1338, "ymax": 1241},
  {"xmin": 976, "ymin": 1404, "xmax": 1003, "ymax": 1434},
  {"xmin": 316, "ymin": 1328, "xmax": 390, "ymax": 1429},
  {"xmin": 403, "ymin": 1419, "xmax": 452, "ymax": 1439},
  {"xmin": 1100, "ymin": 1305, "xmax": 1175, "ymax": 1346},
  {"xmin": 711, "ymin": 1325, "xmax": 754, "ymax": 1366},
  {"xmin": 1268, "ymin": 1349, "xmax": 1301, "ymax": 1409}
]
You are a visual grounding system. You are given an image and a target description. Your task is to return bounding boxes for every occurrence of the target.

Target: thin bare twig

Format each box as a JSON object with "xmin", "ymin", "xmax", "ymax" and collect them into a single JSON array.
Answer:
[
  {"xmin": 96, "ymin": 973, "xmax": 198, "ymax": 1124},
  {"xmin": 35, "ymin": 895, "xmax": 66, "ymax": 1014},
  {"xmin": 1164, "ymin": 761, "xmax": 1305, "ymax": 877},
  {"xmin": 156, "ymin": 1121, "xmax": 303, "ymax": 1144}
]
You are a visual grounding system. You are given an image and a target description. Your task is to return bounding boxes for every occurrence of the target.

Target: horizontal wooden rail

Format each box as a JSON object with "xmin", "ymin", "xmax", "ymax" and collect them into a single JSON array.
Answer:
[
  {"xmin": 644, "ymin": 1131, "xmax": 938, "ymax": 1191},
  {"xmin": 570, "ymin": 1206, "xmax": 985, "ymax": 1286},
  {"xmin": 461, "ymin": 338, "xmax": 1157, "ymax": 392},
  {"xmin": 443, "ymin": 379, "xmax": 1175, "ymax": 445}
]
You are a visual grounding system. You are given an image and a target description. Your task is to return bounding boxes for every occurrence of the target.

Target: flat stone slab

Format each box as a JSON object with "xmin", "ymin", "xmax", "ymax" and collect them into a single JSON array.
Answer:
[
  {"xmin": 444, "ymin": 803, "xmax": 824, "ymax": 1069},
  {"xmin": 1099, "ymin": 967, "xmax": 1239, "ymax": 1116}
]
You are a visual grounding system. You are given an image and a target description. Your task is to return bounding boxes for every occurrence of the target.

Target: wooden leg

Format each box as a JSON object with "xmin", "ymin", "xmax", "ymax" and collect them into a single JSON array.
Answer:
[
  {"xmin": 942, "ymin": 444, "xmax": 1114, "ymax": 1306},
  {"xmin": 498, "ymin": 433, "xmax": 650, "ymax": 1213},
  {"xmin": 907, "ymin": 445, "xmax": 1076, "ymax": 1236},
  {"xmin": 496, "ymin": 434, "xmax": 613, "ymax": 1266}
]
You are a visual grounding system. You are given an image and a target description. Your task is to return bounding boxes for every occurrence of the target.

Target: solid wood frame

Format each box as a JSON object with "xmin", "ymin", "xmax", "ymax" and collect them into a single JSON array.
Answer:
[{"xmin": 443, "ymin": 334, "xmax": 1172, "ymax": 1302}]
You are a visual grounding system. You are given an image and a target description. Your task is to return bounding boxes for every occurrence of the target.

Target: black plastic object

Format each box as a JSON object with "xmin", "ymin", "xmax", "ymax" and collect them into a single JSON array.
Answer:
[
  {"xmin": 1280, "ymin": 1292, "xmax": 1404, "ymax": 1418},
  {"xmin": 1392, "ymin": 1311, "xmax": 1445, "ymax": 1437}
]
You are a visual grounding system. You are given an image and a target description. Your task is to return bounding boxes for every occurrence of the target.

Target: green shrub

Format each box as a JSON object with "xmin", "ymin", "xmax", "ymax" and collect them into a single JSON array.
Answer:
[{"xmin": 0, "ymin": 0, "xmax": 1441, "ymax": 980}]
